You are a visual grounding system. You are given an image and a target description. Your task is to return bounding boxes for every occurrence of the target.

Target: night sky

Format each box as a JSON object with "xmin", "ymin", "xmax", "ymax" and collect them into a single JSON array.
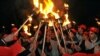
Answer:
[
  {"xmin": 0, "ymin": 0, "xmax": 100, "ymax": 33},
  {"xmin": 68, "ymin": 0, "xmax": 100, "ymax": 26}
]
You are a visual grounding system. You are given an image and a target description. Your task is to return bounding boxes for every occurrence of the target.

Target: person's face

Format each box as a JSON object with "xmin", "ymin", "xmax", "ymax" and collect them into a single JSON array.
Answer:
[
  {"xmin": 67, "ymin": 24, "xmax": 72, "ymax": 29},
  {"xmin": 68, "ymin": 31, "xmax": 74, "ymax": 38},
  {"xmin": 47, "ymin": 28, "xmax": 55, "ymax": 39},
  {"xmin": 78, "ymin": 28, "xmax": 83, "ymax": 34},
  {"xmin": 89, "ymin": 31, "xmax": 96, "ymax": 40},
  {"xmin": 83, "ymin": 33, "xmax": 88, "ymax": 40},
  {"xmin": 50, "ymin": 32, "xmax": 55, "ymax": 39},
  {"xmin": 46, "ymin": 31, "xmax": 51, "ymax": 41}
]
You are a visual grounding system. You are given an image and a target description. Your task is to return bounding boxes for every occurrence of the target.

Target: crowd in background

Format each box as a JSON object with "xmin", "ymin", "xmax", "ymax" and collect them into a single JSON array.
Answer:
[{"xmin": 0, "ymin": 23, "xmax": 100, "ymax": 56}]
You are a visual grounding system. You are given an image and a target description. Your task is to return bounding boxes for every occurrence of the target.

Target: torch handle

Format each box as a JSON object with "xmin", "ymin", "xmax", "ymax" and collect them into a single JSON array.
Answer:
[
  {"xmin": 15, "ymin": 18, "xmax": 29, "ymax": 35},
  {"xmin": 41, "ymin": 25, "xmax": 47, "ymax": 56},
  {"xmin": 59, "ymin": 25, "xmax": 67, "ymax": 53},
  {"xmin": 53, "ymin": 23, "xmax": 61, "ymax": 47},
  {"xmin": 34, "ymin": 22, "xmax": 42, "ymax": 40},
  {"xmin": 30, "ymin": 22, "xmax": 42, "ymax": 54}
]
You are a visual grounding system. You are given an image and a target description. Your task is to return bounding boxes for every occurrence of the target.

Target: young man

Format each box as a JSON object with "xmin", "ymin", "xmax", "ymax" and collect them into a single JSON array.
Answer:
[
  {"xmin": 76, "ymin": 24, "xmax": 87, "ymax": 42},
  {"xmin": 88, "ymin": 27, "xmax": 100, "ymax": 53},
  {"xmin": 3, "ymin": 27, "xmax": 18, "ymax": 46},
  {"xmin": 80, "ymin": 27, "xmax": 100, "ymax": 53}
]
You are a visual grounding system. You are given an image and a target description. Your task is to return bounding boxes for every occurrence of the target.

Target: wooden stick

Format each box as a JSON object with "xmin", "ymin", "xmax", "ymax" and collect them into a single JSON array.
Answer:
[
  {"xmin": 59, "ymin": 25, "xmax": 67, "ymax": 52},
  {"xmin": 30, "ymin": 22, "xmax": 42, "ymax": 56},
  {"xmin": 41, "ymin": 25, "xmax": 47, "ymax": 56},
  {"xmin": 52, "ymin": 23, "xmax": 61, "ymax": 47},
  {"xmin": 34, "ymin": 22, "xmax": 42, "ymax": 40},
  {"xmin": 15, "ymin": 14, "xmax": 33, "ymax": 35},
  {"xmin": 30, "ymin": 22, "xmax": 42, "ymax": 47},
  {"xmin": 14, "ymin": 18, "xmax": 29, "ymax": 35}
]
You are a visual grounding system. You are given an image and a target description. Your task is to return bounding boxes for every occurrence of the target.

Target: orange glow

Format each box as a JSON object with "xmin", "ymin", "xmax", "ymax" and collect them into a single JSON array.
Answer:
[
  {"xmin": 33, "ymin": 25, "xmax": 38, "ymax": 29},
  {"xmin": 33, "ymin": 0, "xmax": 70, "ymax": 26},
  {"xmin": 51, "ymin": 12, "xmax": 60, "ymax": 19},
  {"xmin": 33, "ymin": 0, "xmax": 39, "ymax": 8},
  {"xmin": 23, "ymin": 25, "xmax": 28, "ymax": 34},
  {"xmin": 28, "ymin": 16, "xmax": 32, "ymax": 22},
  {"xmin": 23, "ymin": 25, "xmax": 32, "ymax": 36},
  {"xmin": 63, "ymin": 14, "xmax": 70, "ymax": 26},
  {"xmin": 39, "ymin": 0, "xmax": 54, "ymax": 18},
  {"xmin": 97, "ymin": 22, "xmax": 100, "ymax": 25},
  {"xmin": 33, "ymin": 0, "xmax": 61, "ymax": 19},
  {"xmin": 64, "ymin": 3, "xmax": 69, "ymax": 8},
  {"xmin": 48, "ymin": 20, "xmax": 53, "ymax": 26}
]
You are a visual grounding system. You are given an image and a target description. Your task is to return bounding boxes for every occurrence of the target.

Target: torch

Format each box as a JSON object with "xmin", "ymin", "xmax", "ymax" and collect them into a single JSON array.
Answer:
[
  {"xmin": 41, "ymin": 24, "xmax": 47, "ymax": 56},
  {"xmin": 58, "ymin": 19, "xmax": 67, "ymax": 53},
  {"xmin": 30, "ymin": 22, "xmax": 42, "ymax": 56},
  {"xmin": 14, "ymin": 15, "xmax": 33, "ymax": 35},
  {"xmin": 52, "ymin": 21, "xmax": 61, "ymax": 47}
]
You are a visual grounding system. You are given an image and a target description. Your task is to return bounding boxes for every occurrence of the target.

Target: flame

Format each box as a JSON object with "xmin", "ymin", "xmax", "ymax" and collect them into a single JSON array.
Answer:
[
  {"xmin": 33, "ymin": 0, "xmax": 61, "ymax": 19},
  {"xmin": 33, "ymin": 0, "xmax": 39, "ymax": 8},
  {"xmin": 28, "ymin": 16, "xmax": 32, "ymax": 22},
  {"xmin": 23, "ymin": 25, "xmax": 32, "ymax": 36},
  {"xmin": 39, "ymin": 3, "xmax": 48, "ymax": 18},
  {"xmin": 33, "ymin": 0, "xmax": 70, "ymax": 26},
  {"xmin": 63, "ymin": 14, "xmax": 70, "ymax": 26},
  {"xmin": 23, "ymin": 25, "xmax": 28, "ymax": 34},
  {"xmin": 97, "ymin": 22, "xmax": 100, "ymax": 25},
  {"xmin": 64, "ymin": 3, "xmax": 69, "ymax": 8},
  {"xmin": 65, "ymin": 14, "xmax": 68, "ymax": 19},
  {"xmin": 48, "ymin": 20, "xmax": 53, "ymax": 26},
  {"xmin": 51, "ymin": 12, "xmax": 60, "ymax": 19},
  {"xmin": 39, "ymin": 0, "xmax": 54, "ymax": 18},
  {"xmin": 34, "ymin": 25, "xmax": 38, "ymax": 29}
]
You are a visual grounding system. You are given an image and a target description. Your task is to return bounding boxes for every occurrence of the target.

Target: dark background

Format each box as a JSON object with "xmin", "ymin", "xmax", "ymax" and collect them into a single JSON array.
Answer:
[{"xmin": 0, "ymin": 0, "xmax": 100, "ymax": 33}]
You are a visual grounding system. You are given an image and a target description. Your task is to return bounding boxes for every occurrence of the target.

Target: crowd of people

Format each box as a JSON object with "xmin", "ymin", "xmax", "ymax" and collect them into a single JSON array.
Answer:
[{"xmin": 0, "ymin": 23, "xmax": 100, "ymax": 56}]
